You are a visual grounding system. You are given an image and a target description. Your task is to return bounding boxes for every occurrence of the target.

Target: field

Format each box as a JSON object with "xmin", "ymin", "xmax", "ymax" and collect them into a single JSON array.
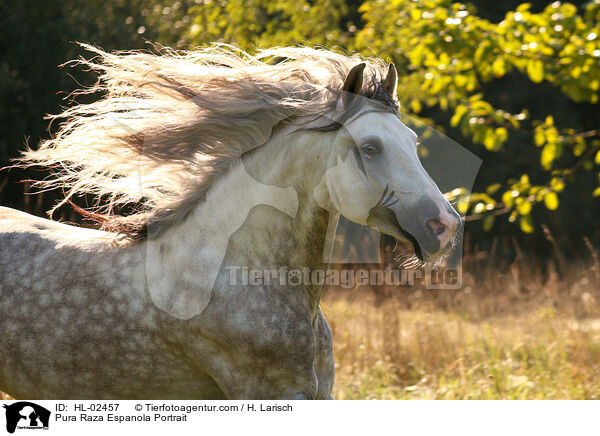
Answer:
[
  {"xmin": 324, "ymin": 247, "xmax": 600, "ymax": 400},
  {"xmin": 2, "ymin": 245, "xmax": 599, "ymax": 400}
]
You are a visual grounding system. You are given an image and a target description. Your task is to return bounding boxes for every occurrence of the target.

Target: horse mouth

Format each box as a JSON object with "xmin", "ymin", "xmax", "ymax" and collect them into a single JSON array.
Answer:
[{"xmin": 366, "ymin": 206, "xmax": 424, "ymax": 262}]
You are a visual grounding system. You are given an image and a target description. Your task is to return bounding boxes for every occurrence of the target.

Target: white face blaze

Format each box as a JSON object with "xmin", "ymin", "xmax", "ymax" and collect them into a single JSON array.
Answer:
[{"xmin": 322, "ymin": 106, "xmax": 461, "ymax": 262}]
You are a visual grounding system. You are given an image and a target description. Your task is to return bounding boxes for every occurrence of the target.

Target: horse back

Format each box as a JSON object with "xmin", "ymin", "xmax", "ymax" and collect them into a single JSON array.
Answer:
[
  {"xmin": 0, "ymin": 206, "xmax": 126, "ymax": 307},
  {"xmin": 0, "ymin": 206, "xmax": 112, "ymax": 242}
]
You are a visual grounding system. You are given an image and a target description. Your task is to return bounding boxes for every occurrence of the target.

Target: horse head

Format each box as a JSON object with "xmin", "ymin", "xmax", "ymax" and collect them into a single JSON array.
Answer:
[{"xmin": 315, "ymin": 63, "xmax": 461, "ymax": 265}]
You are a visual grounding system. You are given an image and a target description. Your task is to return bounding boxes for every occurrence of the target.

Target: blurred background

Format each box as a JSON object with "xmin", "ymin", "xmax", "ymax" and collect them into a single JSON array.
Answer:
[{"xmin": 1, "ymin": 0, "xmax": 599, "ymax": 399}]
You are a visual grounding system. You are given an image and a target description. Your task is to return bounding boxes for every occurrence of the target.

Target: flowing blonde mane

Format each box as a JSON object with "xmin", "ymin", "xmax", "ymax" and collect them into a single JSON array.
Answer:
[{"xmin": 19, "ymin": 43, "xmax": 397, "ymax": 239}]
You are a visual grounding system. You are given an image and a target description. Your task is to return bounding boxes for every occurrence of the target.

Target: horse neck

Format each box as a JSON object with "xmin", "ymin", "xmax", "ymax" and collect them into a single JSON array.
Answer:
[
  {"xmin": 241, "ymin": 126, "xmax": 335, "ymax": 258},
  {"xmin": 151, "ymin": 127, "xmax": 335, "ymax": 318},
  {"xmin": 236, "ymin": 128, "xmax": 336, "ymax": 314}
]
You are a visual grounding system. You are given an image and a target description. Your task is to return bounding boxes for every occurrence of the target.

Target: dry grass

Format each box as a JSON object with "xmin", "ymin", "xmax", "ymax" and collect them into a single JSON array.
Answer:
[{"xmin": 323, "ymin": 245, "xmax": 600, "ymax": 399}]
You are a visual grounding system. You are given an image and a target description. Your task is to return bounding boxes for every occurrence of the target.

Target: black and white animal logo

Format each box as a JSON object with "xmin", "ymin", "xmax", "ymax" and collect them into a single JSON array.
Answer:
[{"xmin": 3, "ymin": 402, "xmax": 50, "ymax": 434}]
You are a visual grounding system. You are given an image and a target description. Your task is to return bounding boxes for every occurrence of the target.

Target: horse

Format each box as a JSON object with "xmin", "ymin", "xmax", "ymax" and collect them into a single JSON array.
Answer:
[{"xmin": 0, "ymin": 45, "xmax": 460, "ymax": 399}]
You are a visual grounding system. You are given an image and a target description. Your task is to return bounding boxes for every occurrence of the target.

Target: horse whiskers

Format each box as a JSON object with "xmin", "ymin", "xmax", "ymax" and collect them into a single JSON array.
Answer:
[
  {"xmin": 392, "ymin": 242, "xmax": 423, "ymax": 270},
  {"xmin": 391, "ymin": 238, "xmax": 454, "ymax": 271},
  {"xmin": 395, "ymin": 255, "xmax": 424, "ymax": 270}
]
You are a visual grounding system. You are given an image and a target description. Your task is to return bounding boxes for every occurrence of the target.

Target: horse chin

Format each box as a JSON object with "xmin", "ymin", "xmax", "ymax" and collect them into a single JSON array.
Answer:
[
  {"xmin": 366, "ymin": 214, "xmax": 424, "ymax": 263},
  {"xmin": 365, "ymin": 207, "xmax": 423, "ymax": 262},
  {"xmin": 365, "ymin": 206, "xmax": 456, "ymax": 266},
  {"xmin": 384, "ymin": 227, "xmax": 424, "ymax": 263}
]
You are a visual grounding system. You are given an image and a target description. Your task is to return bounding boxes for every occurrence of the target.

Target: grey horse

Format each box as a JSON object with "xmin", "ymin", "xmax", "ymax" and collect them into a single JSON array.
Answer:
[{"xmin": 0, "ymin": 45, "xmax": 460, "ymax": 399}]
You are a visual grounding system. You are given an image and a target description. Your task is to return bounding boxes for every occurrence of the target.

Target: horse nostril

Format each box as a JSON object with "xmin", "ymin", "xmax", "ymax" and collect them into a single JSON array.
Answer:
[{"xmin": 426, "ymin": 218, "xmax": 447, "ymax": 236}]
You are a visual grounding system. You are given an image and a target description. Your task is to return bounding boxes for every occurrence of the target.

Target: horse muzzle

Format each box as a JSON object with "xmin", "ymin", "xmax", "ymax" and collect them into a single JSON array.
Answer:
[{"xmin": 366, "ymin": 198, "xmax": 461, "ymax": 264}]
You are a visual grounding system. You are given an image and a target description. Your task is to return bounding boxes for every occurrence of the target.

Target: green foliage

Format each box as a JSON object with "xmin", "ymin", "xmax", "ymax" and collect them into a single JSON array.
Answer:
[
  {"xmin": 1, "ymin": 0, "xmax": 599, "ymax": 246},
  {"xmin": 181, "ymin": 0, "xmax": 600, "ymax": 234},
  {"xmin": 352, "ymin": 0, "xmax": 600, "ymax": 233},
  {"xmin": 186, "ymin": 0, "xmax": 352, "ymax": 48}
]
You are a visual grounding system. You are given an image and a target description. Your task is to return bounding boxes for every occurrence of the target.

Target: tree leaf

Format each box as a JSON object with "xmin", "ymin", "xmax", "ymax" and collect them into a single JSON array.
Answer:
[
  {"xmin": 483, "ymin": 128, "xmax": 497, "ymax": 150},
  {"xmin": 534, "ymin": 127, "xmax": 545, "ymax": 146},
  {"xmin": 495, "ymin": 127, "xmax": 508, "ymax": 144},
  {"xmin": 544, "ymin": 192, "xmax": 559, "ymax": 210},
  {"xmin": 550, "ymin": 178, "xmax": 565, "ymax": 192},
  {"xmin": 520, "ymin": 215, "xmax": 534, "ymax": 233},
  {"xmin": 517, "ymin": 200, "xmax": 532, "ymax": 215},
  {"xmin": 457, "ymin": 199, "xmax": 470, "ymax": 214},
  {"xmin": 502, "ymin": 190, "xmax": 516, "ymax": 208},
  {"xmin": 492, "ymin": 57, "xmax": 506, "ymax": 77},
  {"xmin": 450, "ymin": 104, "xmax": 468, "ymax": 127},
  {"xmin": 410, "ymin": 99, "xmax": 422, "ymax": 113},
  {"xmin": 483, "ymin": 214, "xmax": 495, "ymax": 231},
  {"xmin": 541, "ymin": 143, "xmax": 556, "ymax": 169},
  {"xmin": 527, "ymin": 59, "xmax": 544, "ymax": 83},
  {"xmin": 487, "ymin": 183, "xmax": 502, "ymax": 195}
]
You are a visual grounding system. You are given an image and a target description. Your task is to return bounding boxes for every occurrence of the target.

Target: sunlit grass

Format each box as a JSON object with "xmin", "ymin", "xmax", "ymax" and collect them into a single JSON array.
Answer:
[
  {"xmin": 325, "ymin": 298, "xmax": 600, "ymax": 399},
  {"xmin": 323, "ymin": 255, "xmax": 600, "ymax": 400}
]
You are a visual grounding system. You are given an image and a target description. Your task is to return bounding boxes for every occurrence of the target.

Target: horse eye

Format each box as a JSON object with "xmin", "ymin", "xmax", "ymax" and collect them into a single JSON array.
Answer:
[{"xmin": 362, "ymin": 143, "xmax": 380, "ymax": 155}]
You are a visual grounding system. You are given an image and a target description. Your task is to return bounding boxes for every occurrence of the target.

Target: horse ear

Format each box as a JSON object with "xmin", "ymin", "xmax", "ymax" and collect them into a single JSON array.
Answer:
[
  {"xmin": 384, "ymin": 62, "xmax": 398, "ymax": 98},
  {"xmin": 341, "ymin": 63, "xmax": 366, "ymax": 107}
]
